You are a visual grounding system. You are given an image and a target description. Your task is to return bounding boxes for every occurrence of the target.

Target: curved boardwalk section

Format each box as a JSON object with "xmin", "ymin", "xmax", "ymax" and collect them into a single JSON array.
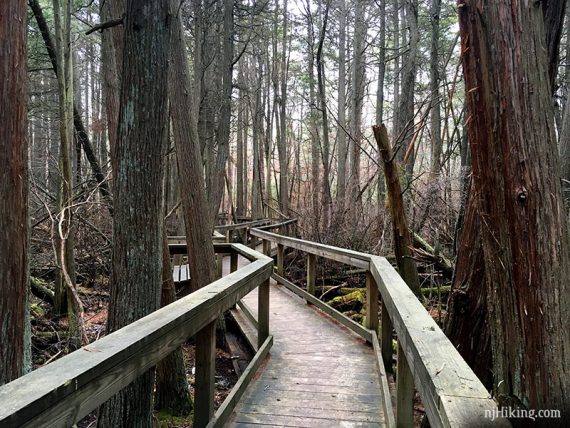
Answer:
[{"xmin": 227, "ymin": 276, "xmax": 386, "ymax": 427}]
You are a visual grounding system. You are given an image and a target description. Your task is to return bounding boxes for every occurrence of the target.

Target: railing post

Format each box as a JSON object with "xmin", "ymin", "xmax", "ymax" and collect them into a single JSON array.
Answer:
[
  {"xmin": 258, "ymin": 278, "xmax": 270, "ymax": 349},
  {"xmin": 277, "ymin": 244, "xmax": 284, "ymax": 276},
  {"xmin": 381, "ymin": 301, "xmax": 393, "ymax": 372},
  {"xmin": 226, "ymin": 230, "xmax": 231, "ymax": 243},
  {"xmin": 230, "ymin": 251, "xmax": 238, "ymax": 273},
  {"xmin": 216, "ymin": 254, "xmax": 223, "ymax": 278},
  {"xmin": 307, "ymin": 254, "xmax": 316, "ymax": 296},
  {"xmin": 194, "ymin": 320, "xmax": 216, "ymax": 428},
  {"xmin": 365, "ymin": 271, "xmax": 379, "ymax": 334},
  {"xmin": 263, "ymin": 238, "xmax": 271, "ymax": 256},
  {"xmin": 396, "ymin": 342, "xmax": 414, "ymax": 428}
]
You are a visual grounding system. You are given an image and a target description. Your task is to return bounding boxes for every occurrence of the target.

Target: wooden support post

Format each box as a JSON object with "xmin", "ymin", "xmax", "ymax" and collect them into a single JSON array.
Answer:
[
  {"xmin": 194, "ymin": 321, "xmax": 216, "ymax": 428},
  {"xmin": 277, "ymin": 244, "xmax": 284, "ymax": 276},
  {"xmin": 307, "ymin": 254, "xmax": 316, "ymax": 296},
  {"xmin": 258, "ymin": 278, "xmax": 270, "ymax": 349},
  {"xmin": 396, "ymin": 342, "xmax": 414, "ymax": 428},
  {"xmin": 244, "ymin": 229, "xmax": 250, "ymax": 247},
  {"xmin": 216, "ymin": 254, "xmax": 223, "ymax": 278},
  {"xmin": 226, "ymin": 230, "xmax": 231, "ymax": 243},
  {"xmin": 263, "ymin": 239, "xmax": 271, "ymax": 256},
  {"xmin": 365, "ymin": 271, "xmax": 379, "ymax": 334},
  {"xmin": 230, "ymin": 251, "xmax": 238, "ymax": 273},
  {"xmin": 381, "ymin": 300, "xmax": 393, "ymax": 373}
]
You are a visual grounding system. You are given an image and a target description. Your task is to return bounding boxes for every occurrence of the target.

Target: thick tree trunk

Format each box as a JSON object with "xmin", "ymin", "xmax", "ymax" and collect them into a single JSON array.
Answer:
[
  {"xmin": 445, "ymin": 189, "xmax": 491, "ymax": 389},
  {"xmin": 169, "ymin": 4, "xmax": 216, "ymax": 291},
  {"xmin": 459, "ymin": 0, "xmax": 570, "ymax": 417},
  {"xmin": 0, "ymin": 0, "xmax": 30, "ymax": 386},
  {"xmin": 97, "ymin": 0, "xmax": 169, "ymax": 425}
]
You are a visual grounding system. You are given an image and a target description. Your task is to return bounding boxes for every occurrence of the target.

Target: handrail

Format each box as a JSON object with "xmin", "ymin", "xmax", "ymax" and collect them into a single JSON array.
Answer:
[
  {"xmin": 214, "ymin": 218, "xmax": 270, "ymax": 232},
  {"xmin": 0, "ymin": 244, "xmax": 273, "ymax": 428},
  {"xmin": 255, "ymin": 218, "xmax": 298, "ymax": 231},
  {"xmin": 251, "ymin": 228, "xmax": 369, "ymax": 269},
  {"xmin": 250, "ymin": 228, "xmax": 510, "ymax": 428}
]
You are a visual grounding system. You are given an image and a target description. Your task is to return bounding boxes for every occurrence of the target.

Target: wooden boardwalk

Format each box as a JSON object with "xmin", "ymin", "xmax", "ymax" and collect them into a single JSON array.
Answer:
[{"xmin": 224, "ymin": 257, "xmax": 386, "ymax": 427}]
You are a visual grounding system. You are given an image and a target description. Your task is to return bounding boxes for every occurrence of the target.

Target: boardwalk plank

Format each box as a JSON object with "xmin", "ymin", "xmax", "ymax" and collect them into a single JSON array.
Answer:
[{"xmin": 224, "ymin": 256, "xmax": 386, "ymax": 427}]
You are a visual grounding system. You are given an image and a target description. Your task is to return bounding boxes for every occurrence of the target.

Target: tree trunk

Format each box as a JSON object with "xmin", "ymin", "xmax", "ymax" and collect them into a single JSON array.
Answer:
[
  {"xmin": 53, "ymin": 0, "xmax": 82, "ymax": 349},
  {"xmin": 459, "ymin": 0, "xmax": 570, "ymax": 416},
  {"xmin": 375, "ymin": 0, "xmax": 386, "ymax": 210},
  {"xmin": 236, "ymin": 64, "xmax": 246, "ymax": 217},
  {"xmin": 373, "ymin": 125, "xmax": 420, "ymax": 293},
  {"xmin": 208, "ymin": 0, "xmax": 234, "ymax": 219},
  {"xmin": 429, "ymin": 0, "xmax": 442, "ymax": 176},
  {"xmin": 168, "ymin": 4, "xmax": 216, "ymax": 291},
  {"xmin": 394, "ymin": 0, "xmax": 418, "ymax": 180},
  {"xmin": 445, "ymin": 188, "xmax": 491, "ymax": 388},
  {"xmin": 0, "ymin": 0, "xmax": 30, "ymax": 386},
  {"xmin": 97, "ymin": 0, "xmax": 169, "ymax": 425},
  {"xmin": 349, "ymin": 0, "xmax": 366, "ymax": 228},
  {"xmin": 316, "ymin": 1, "xmax": 332, "ymax": 230},
  {"xmin": 335, "ymin": 0, "xmax": 348, "ymax": 222}
]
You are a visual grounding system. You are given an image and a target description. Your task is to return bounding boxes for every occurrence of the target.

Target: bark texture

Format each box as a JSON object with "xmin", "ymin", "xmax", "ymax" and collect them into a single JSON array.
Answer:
[
  {"xmin": 169, "ymin": 4, "xmax": 216, "ymax": 292},
  {"xmin": 0, "ymin": 0, "xmax": 30, "ymax": 386},
  {"xmin": 459, "ymin": 0, "xmax": 570, "ymax": 418},
  {"xmin": 97, "ymin": 0, "xmax": 169, "ymax": 425},
  {"xmin": 373, "ymin": 125, "xmax": 420, "ymax": 293}
]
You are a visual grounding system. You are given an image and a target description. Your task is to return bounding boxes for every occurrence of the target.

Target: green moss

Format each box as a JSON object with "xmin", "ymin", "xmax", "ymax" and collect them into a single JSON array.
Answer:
[{"xmin": 155, "ymin": 409, "xmax": 194, "ymax": 427}]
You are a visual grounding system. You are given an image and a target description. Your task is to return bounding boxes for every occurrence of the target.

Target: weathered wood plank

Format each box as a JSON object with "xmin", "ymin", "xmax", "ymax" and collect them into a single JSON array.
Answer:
[
  {"xmin": 233, "ymin": 412, "xmax": 380, "ymax": 427},
  {"xmin": 271, "ymin": 272, "xmax": 372, "ymax": 342}
]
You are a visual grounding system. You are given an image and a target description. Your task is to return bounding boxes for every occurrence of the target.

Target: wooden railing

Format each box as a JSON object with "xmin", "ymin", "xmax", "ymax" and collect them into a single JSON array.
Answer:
[
  {"xmin": 250, "ymin": 228, "xmax": 510, "ymax": 428},
  {"xmin": 0, "ymin": 243, "xmax": 273, "ymax": 428}
]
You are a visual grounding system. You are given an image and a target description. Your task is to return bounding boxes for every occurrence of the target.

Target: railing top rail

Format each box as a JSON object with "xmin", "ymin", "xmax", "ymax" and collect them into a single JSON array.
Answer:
[
  {"xmin": 369, "ymin": 256, "xmax": 508, "ymax": 427},
  {"xmin": 255, "ymin": 218, "xmax": 298, "ymax": 231},
  {"xmin": 250, "ymin": 228, "xmax": 370, "ymax": 269},
  {"xmin": 0, "ymin": 245, "xmax": 272, "ymax": 428},
  {"xmin": 214, "ymin": 219, "xmax": 271, "ymax": 232}
]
